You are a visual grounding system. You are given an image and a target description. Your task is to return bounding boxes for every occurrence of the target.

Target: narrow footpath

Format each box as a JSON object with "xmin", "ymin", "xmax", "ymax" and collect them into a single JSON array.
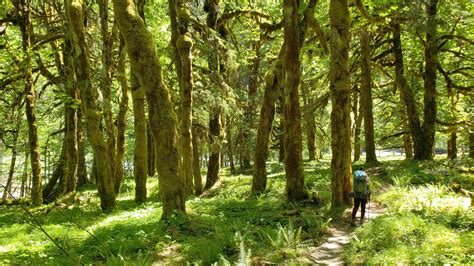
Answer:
[{"xmin": 305, "ymin": 202, "xmax": 386, "ymax": 265}]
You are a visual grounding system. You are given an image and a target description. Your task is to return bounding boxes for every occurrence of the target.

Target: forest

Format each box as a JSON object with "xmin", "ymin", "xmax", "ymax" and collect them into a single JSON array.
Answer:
[{"xmin": 0, "ymin": 0, "xmax": 473, "ymax": 264}]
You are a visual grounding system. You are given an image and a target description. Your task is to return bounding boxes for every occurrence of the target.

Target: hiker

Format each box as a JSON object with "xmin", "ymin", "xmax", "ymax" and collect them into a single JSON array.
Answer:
[{"xmin": 351, "ymin": 166, "xmax": 371, "ymax": 226}]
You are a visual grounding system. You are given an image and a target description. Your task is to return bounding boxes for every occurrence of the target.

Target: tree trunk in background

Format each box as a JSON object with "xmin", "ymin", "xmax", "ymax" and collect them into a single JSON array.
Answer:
[
  {"xmin": 403, "ymin": 129, "xmax": 413, "ymax": 160},
  {"xmin": 172, "ymin": 0, "xmax": 195, "ymax": 196},
  {"xmin": 76, "ymin": 109, "xmax": 88, "ymax": 185},
  {"xmin": 204, "ymin": 0, "xmax": 222, "ymax": 190},
  {"xmin": 205, "ymin": 111, "xmax": 222, "ymax": 190},
  {"xmin": 393, "ymin": 22, "xmax": 424, "ymax": 160},
  {"xmin": 301, "ymin": 83, "xmax": 316, "ymax": 161},
  {"xmin": 447, "ymin": 131, "xmax": 457, "ymax": 159},
  {"xmin": 44, "ymin": 140, "xmax": 66, "ymax": 201},
  {"xmin": 98, "ymin": 0, "xmax": 117, "ymax": 181},
  {"xmin": 131, "ymin": 73, "xmax": 148, "ymax": 203},
  {"xmin": 63, "ymin": 38, "xmax": 78, "ymax": 194},
  {"xmin": 329, "ymin": 0, "xmax": 352, "ymax": 208},
  {"xmin": 283, "ymin": 0, "xmax": 305, "ymax": 201},
  {"xmin": 352, "ymin": 88, "xmax": 362, "ymax": 162},
  {"xmin": 192, "ymin": 133, "xmax": 203, "ymax": 195},
  {"xmin": 226, "ymin": 117, "xmax": 236, "ymax": 174},
  {"xmin": 147, "ymin": 121, "xmax": 155, "ymax": 176},
  {"xmin": 115, "ymin": 38, "xmax": 129, "ymax": 194},
  {"xmin": 129, "ymin": 0, "xmax": 148, "ymax": 204},
  {"xmin": 469, "ymin": 131, "xmax": 474, "ymax": 159},
  {"xmin": 113, "ymin": 0, "xmax": 185, "ymax": 217},
  {"xmin": 252, "ymin": 59, "xmax": 282, "ymax": 193},
  {"xmin": 2, "ymin": 128, "xmax": 19, "ymax": 201},
  {"xmin": 20, "ymin": 146, "xmax": 29, "ymax": 198},
  {"xmin": 360, "ymin": 30, "xmax": 377, "ymax": 164},
  {"xmin": 419, "ymin": 0, "xmax": 438, "ymax": 160},
  {"xmin": 66, "ymin": 0, "xmax": 115, "ymax": 212},
  {"xmin": 15, "ymin": 0, "xmax": 42, "ymax": 205}
]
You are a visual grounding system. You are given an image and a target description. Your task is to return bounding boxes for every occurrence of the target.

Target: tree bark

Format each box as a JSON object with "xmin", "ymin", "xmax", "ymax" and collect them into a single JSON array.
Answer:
[
  {"xmin": 98, "ymin": 0, "xmax": 117, "ymax": 182},
  {"xmin": 470, "ymin": 131, "xmax": 474, "ymax": 159},
  {"xmin": 15, "ymin": 0, "xmax": 42, "ymax": 205},
  {"xmin": 205, "ymin": 111, "xmax": 222, "ymax": 190},
  {"xmin": 419, "ymin": 0, "xmax": 438, "ymax": 160},
  {"xmin": 113, "ymin": 0, "xmax": 185, "ymax": 217},
  {"xmin": 360, "ymin": 30, "xmax": 378, "ymax": 164},
  {"xmin": 329, "ymin": 0, "xmax": 352, "ymax": 208},
  {"xmin": 171, "ymin": 0, "xmax": 194, "ymax": 196},
  {"xmin": 226, "ymin": 117, "xmax": 236, "ymax": 174},
  {"xmin": 115, "ymin": 38, "xmax": 129, "ymax": 194},
  {"xmin": 66, "ymin": 0, "xmax": 116, "ymax": 212},
  {"xmin": 192, "ymin": 132, "xmax": 203, "ymax": 195},
  {"xmin": 301, "ymin": 83, "xmax": 316, "ymax": 161},
  {"xmin": 393, "ymin": 22, "xmax": 424, "ymax": 160},
  {"xmin": 283, "ymin": 0, "xmax": 305, "ymax": 201},
  {"xmin": 76, "ymin": 109, "xmax": 88, "ymax": 186},
  {"xmin": 352, "ymin": 88, "xmax": 363, "ymax": 162},
  {"xmin": 147, "ymin": 121, "xmax": 155, "ymax": 177},
  {"xmin": 2, "ymin": 129, "xmax": 19, "ymax": 201}
]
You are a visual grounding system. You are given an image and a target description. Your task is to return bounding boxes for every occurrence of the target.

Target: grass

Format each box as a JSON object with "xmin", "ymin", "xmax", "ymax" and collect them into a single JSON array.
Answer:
[
  {"xmin": 1, "ymin": 156, "xmax": 472, "ymax": 264},
  {"xmin": 344, "ymin": 156, "xmax": 474, "ymax": 264},
  {"xmin": 0, "ymin": 160, "xmax": 333, "ymax": 265}
]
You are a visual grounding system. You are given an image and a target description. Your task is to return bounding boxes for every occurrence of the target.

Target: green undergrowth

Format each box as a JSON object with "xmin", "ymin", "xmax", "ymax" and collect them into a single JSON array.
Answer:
[
  {"xmin": 0, "ymin": 160, "xmax": 333, "ymax": 265},
  {"xmin": 344, "ymin": 157, "xmax": 474, "ymax": 264}
]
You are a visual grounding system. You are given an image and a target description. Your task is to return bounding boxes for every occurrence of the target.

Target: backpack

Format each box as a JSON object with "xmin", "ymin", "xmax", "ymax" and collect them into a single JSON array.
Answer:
[{"xmin": 353, "ymin": 170, "xmax": 370, "ymax": 199}]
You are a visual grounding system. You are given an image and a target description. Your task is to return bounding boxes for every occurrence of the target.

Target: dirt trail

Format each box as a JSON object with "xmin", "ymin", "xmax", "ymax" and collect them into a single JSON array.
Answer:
[{"xmin": 305, "ymin": 202, "xmax": 386, "ymax": 265}]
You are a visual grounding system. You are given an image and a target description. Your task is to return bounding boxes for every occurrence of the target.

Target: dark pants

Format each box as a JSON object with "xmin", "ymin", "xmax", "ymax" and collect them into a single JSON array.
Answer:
[{"xmin": 352, "ymin": 197, "xmax": 368, "ymax": 220}]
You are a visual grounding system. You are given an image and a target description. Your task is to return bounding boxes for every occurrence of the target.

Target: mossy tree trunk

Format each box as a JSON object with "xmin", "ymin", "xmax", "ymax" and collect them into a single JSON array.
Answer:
[
  {"xmin": 192, "ymin": 131, "xmax": 203, "ymax": 195},
  {"xmin": 360, "ymin": 30, "xmax": 378, "ymax": 164},
  {"xmin": 66, "ymin": 0, "xmax": 115, "ymax": 212},
  {"xmin": 2, "ymin": 125, "xmax": 19, "ymax": 201},
  {"xmin": 98, "ymin": 0, "xmax": 117, "ymax": 186},
  {"xmin": 129, "ymin": 0, "xmax": 148, "ymax": 204},
  {"xmin": 352, "ymin": 88, "xmax": 363, "ymax": 162},
  {"xmin": 170, "ymin": 0, "xmax": 195, "ymax": 196},
  {"xmin": 203, "ymin": 0, "xmax": 222, "ymax": 190},
  {"xmin": 329, "ymin": 0, "xmax": 352, "ymax": 208},
  {"xmin": 283, "ymin": 0, "xmax": 305, "ymax": 201},
  {"xmin": 147, "ymin": 121, "xmax": 155, "ymax": 177},
  {"xmin": 113, "ymin": 0, "xmax": 185, "ymax": 217},
  {"xmin": 226, "ymin": 117, "xmax": 236, "ymax": 174},
  {"xmin": 63, "ymin": 37, "xmax": 78, "ymax": 194},
  {"xmin": 14, "ymin": 0, "xmax": 42, "ymax": 205},
  {"xmin": 76, "ymin": 109, "xmax": 88, "ymax": 185},
  {"xmin": 301, "ymin": 82, "xmax": 316, "ymax": 161},
  {"xmin": 115, "ymin": 38, "xmax": 129, "ymax": 194},
  {"xmin": 419, "ymin": 0, "xmax": 438, "ymax": 160}
]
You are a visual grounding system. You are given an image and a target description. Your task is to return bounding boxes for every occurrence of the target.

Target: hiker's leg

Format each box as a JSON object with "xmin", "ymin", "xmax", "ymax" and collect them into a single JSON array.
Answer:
[
  {"xmin": 352, "ymin": 198, "xmax": 361, "ymax": 219},
  {"xmin": 360, "ymin": 199, "xmax": 367, "ymax": 220}
]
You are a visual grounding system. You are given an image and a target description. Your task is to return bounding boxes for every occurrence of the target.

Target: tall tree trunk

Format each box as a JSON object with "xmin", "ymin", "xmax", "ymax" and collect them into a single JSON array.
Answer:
[
  {"xmin": 360, "ymin": 30, "xmax": 378, "ymax": 164},
  {"xmin": 63, "ymin": 38, "xmax": 78, "ymax": 194},
  {"xmin": 252, "ymin": 60, "xmax": 282, "ymax": 193},
  {"xmin": 283, "ymin": 0, "xmax": 305, "ymax": 201},
  {"xmin": 419, "ymin": 0, "xmax": 438, "ymax": 160},
  {"xmin": 352, "ymin": 88, "xmax": 363, "ymax": 162},
  {"xmin": 147, "ymin": 121, "xmax": 155, "ymax": 176},
  {"xmin": 251, "ymin": 0, "xmax": 317, "ymax": 194},
  {"xmin": 98, "ymin": 0, "xmax": 117, "ymax": 181},
  {"xmin": 329, "ymin": 0, "xmax": 352, "ymax": 208},
  {"xmin": 192, "ymin": 132, "xmax": 203, "ymax": 195},
  {"xmin": 44, "ymin": 140, "xmax": 66, "ymax": 201},
  {"xmin": 115, "ymin": 38, "xmax": 129, "ymax": 194},
  {"xmin": 393, "ymin": 22, "xmax": 424, "ymax": 160},
  {"xmin": 169, "ymin": 0, "xmax": 195, "ymax": 196},
  {"xmin": 204, "ymin": 0, "xmax": 222, "ymax": 190},
  {"xmin": 226, "ymin": 117, "xmax": 236, "ymax": 174},
  {"xmin": 2, "ymin": 128, "xmax": 19, "ymax": 201},
  {"xmin": 447, "ymin": 131, "xmax": 457, "ymax": 159},
  {"xmin": 469, "ymin": 131, "xmax": 474, "ymax": 159},
  {"xmin": 20, "ymin": 145, "xmax": 29, "ymax": 198},
  {"xmin": 15, "ymin": 0, "xmax": 42, "ymax": 205},
  {"xmin": 113, "ymin": 0, "xmax": 185, "ymax": 217},
  {"xmin": 76, "ymin": 109, "xmax": 88, "ymax": 185},
  {"xmin": 301, "ymin": 83, "xmax": 316, "ymax": 161},
  {"xmin": 205, "ymin": 111, "xmax": 222, "ymax": 190},
  {"xmin": 66, "ymin": 0, "xmax": 115, "ymax": 212}
]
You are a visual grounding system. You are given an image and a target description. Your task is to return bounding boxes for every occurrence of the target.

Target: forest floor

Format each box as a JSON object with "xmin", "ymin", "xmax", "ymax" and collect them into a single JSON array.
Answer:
[
  {"xmin": 0, "ymin": 156, "xmax": 473, "ymax": 264},
  {"xmin": 305, "ymin": 201, "xmax": 386, "ymax": 264}
]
